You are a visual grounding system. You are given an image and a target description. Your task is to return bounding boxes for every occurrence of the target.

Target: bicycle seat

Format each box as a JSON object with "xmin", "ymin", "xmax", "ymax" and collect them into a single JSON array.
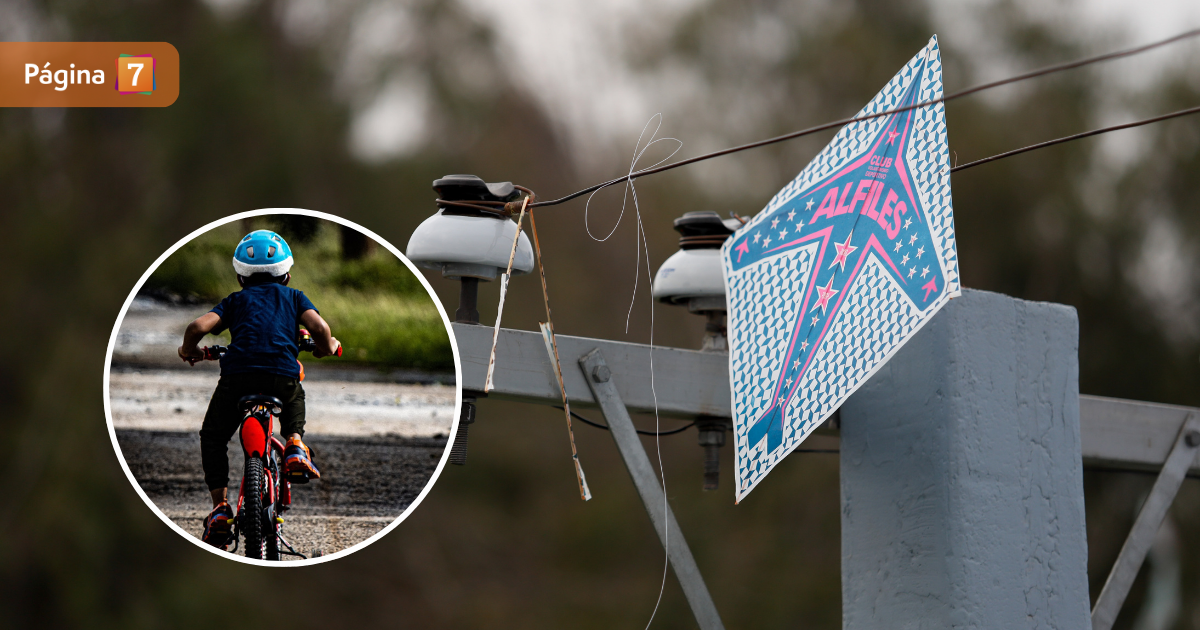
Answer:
[{"xmin": 238, "ymin": 394, "xmax": 284, "ymax": 413}]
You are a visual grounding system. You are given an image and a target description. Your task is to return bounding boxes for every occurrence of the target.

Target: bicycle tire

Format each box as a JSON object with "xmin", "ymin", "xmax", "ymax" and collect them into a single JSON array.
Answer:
[
  {"xmin": 243, "ymin": 457, "xmax": 267, "ymax": 559},
  {"xmin": 265, "ymin": 457, "xmax": 280, "ymax": 561}
]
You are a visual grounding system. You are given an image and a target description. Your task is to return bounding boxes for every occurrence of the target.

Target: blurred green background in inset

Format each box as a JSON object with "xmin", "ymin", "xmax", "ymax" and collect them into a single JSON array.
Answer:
[{"xmin": 4, "ymin": 0, "xmax": 1200, "ymax": 627}]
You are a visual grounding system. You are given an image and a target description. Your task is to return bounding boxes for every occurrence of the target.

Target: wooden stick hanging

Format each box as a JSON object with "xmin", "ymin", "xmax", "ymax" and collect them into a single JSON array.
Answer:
[
  {"xmin": 530, "ymin": 209, "xmax": 592, "ymax": 501},
  {"xmin": 483, "ymin": 196, "xmax": 528, "ymax": 392}
]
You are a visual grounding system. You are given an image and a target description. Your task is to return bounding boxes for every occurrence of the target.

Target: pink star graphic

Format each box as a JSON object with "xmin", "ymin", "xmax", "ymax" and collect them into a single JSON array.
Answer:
[
  {"xmin": 828, "ymin": 232, "xmax": 858, "ymax": 272},
  {"xmin": 886, "ymin": 130, "xmax": 900, "ymax": 144},
  {"xmin": 810, "ymin": 277, "xmax": 839, "ymax": 314}
]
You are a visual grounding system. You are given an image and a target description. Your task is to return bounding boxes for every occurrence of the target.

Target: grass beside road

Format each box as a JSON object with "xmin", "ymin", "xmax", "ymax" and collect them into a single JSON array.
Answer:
[{"xmin": 143, "ymin": 217, "xmax": 452, "ymax": 371}]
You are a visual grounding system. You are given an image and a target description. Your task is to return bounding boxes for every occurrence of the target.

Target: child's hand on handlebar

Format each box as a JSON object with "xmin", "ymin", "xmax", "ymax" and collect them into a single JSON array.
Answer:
[
  {"xmin": 179, "ymin": 345, "xmax": 205, "ymax": 365},
  {"xmin": 314, "ymin": 337, "xmax": 341, "ymax": 358}
]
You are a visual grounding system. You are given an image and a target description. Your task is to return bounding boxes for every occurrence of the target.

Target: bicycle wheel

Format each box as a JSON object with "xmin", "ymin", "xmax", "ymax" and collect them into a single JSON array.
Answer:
[{"xmin": 243, "ymin": 456, "xmax": 267, "ymax": 559}]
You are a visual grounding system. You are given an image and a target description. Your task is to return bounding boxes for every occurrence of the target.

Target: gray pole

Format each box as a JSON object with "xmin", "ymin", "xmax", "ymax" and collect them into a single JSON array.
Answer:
[
  {"xmin": 579, "ymin": 349, "xmax": 726, "ymax": 630},
  {"xmin": 839, "ymin": 289, "xmax": 1092, "ymax": 629}
]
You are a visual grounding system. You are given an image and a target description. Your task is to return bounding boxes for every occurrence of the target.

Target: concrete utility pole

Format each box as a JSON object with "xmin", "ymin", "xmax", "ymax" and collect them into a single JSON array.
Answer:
[{"xmin": 840, "ymin": 290, "xmax": 1092, "ymax": 629}]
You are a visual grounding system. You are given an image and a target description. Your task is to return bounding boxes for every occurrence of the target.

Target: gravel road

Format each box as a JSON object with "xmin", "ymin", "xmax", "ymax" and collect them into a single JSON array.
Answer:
[{"xmin": 116, "ymin": 429, "xmax": 447, "ymax": 559}]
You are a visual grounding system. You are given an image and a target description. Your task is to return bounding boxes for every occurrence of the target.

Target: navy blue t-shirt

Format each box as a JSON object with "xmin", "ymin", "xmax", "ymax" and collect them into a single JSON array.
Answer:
[{"xmin": 209, "ymin": 283, "xmax": 318, "ymax": 378}]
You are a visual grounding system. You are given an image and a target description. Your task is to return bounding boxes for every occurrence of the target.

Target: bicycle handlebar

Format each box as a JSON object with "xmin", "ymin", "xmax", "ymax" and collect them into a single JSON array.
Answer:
[
  {"xmin": 298, "ymin": 328, "xmax": 342, "ymax": 357},
  {"xmin": 183, "ymin": 344, "xmax": 226, "ymax": 366},
  {"xmin": 186, "ymin": 330, "xmax": 341, "ymax": 366}
]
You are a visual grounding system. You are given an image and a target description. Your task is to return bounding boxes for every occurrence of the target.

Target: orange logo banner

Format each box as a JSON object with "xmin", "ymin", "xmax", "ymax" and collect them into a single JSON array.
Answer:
[{"xmin": 0, "ymin": 42, "xmax": 179, "ymax": 107}]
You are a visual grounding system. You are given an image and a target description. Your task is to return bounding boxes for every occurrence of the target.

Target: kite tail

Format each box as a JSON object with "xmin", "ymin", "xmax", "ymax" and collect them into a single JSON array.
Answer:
[{"xmin": 745, "ymin": 405, "xmax": 785, "ymax": 454}]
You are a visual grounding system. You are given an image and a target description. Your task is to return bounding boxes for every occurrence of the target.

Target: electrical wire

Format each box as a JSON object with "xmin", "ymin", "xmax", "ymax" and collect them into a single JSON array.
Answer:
[
  {"xmin": 950, "ymin": 104, "xmax": 1200, "ymax": 172},
  {"xmin": 557, "ymin": 406, "xmax": 843, "ymax": 452},
  {"xmin": 555, "ymin": 407, "xmax": 695, "ymax": 436},
  {"xmin": 527, "ymin": 27, "xmax": 1200, "ymax": 208}
]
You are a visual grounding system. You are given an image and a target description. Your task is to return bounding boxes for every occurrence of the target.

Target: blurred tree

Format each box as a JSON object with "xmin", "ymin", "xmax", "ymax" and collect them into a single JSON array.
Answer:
[
  {"xmin": 273, "ymin": 215, "xmax": 321, "ymax": 243},
  {"xmin": 340, "ymin": 225, "xmax": 373, "ymax": 260}
]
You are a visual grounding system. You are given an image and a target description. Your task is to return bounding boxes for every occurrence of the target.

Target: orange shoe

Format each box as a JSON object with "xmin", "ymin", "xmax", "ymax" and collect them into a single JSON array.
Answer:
[
  {"xmin": 202, "ymin": 502, "xmax": 234, "ymax": 549},
  {"xmin": 284, "ymin": 437, "xmax": 320, "ymax": 484}
]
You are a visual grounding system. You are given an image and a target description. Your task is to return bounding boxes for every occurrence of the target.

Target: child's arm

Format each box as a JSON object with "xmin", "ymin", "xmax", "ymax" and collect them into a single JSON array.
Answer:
[
  {"xmin": 178, "ymin": 312, "xmax": 222, "ymax": 362},
  {"xmin": 299, "ymin": 309, "xmax": 341, "ymax": 358}
]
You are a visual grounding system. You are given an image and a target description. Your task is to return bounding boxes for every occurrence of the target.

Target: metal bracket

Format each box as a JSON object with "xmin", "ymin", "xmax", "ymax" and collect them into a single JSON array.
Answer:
[
  {"xmin": 1091, "ymin": 413, "xmax": 1200, "ymax": 630},
  {"xmin": 579, "ymin": 349, "xmax": 725, "ymax": 630}
]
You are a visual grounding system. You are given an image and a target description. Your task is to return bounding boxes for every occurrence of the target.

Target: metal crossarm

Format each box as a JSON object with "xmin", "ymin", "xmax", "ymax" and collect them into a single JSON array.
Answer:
[
  {"xmin": 1080, "ymin": 396, "xmax": 1200, "ymax": 475},
  {"xmin": 452, "ymin": 323, "xmax": 729, "ymax": 418}
]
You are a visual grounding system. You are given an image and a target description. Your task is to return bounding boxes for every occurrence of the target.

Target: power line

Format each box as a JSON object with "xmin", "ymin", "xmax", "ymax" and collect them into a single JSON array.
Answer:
[
  {"xmin": 951, "ymin": 104, "xmax": 1200, "ymax": 172},
  {"xmin": 552, "ymin": 405, "xmax": 696, "ymax": 434},
  {"xmin": 556, "ymin": 405, "xmax": 840, "ymax": 448},
  {"xmin": 529, "ymin": 27, "xmax": 1200, "ymax": 208}
]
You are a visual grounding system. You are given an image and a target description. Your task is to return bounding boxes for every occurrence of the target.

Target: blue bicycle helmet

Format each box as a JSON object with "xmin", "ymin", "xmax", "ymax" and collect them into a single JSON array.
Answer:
[{"xmin": 232, "ymin": 230, "xmax": 294, "ymax": 277}]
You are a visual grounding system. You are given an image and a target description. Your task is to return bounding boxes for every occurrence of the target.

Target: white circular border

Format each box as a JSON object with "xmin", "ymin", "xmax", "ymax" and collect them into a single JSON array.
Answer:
[{"xmin": 102, "ymin": 208, "xmax": 462, "ymax": 567}]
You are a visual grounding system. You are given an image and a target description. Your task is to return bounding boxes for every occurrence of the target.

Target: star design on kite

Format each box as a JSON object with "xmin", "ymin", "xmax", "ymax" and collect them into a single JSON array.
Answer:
[
  {"xmin": 771, "ymin": 217, "xmax": 780, "ymax": 229},
  {"xmin": 806, "ymin": 198, "xmax": 814, "ymax": 211},
  {"xmin": 753, "ymin": 232, "xmax": 761, "ymax": 243},
  {"xmin": 795, "ymin": 219, "xmax": 805, "ymax": 230},
  {"xmin": 787, "ymin": 210, "xmax": 796, "ymax": 221},
  {"xmin": 909, "ymin": 233, "xmax": 918, "ymax": 245},
  {"xmin": 810, "ymin": 277, "xmax": 839, "ymax": 314},
  {"xmin": 811, "ymin": 315, "xmax": 819, "ymax": 327},
  {"xmin": 828, "ymin": 232, "xmax": 858, "ymax": 272},
  {"xmin": 779, "ymin": 228, "xmax": 788, "ymax": 240},
  {"xmin": 792, "ymin": 358, "xmax": 801, "ymax": 370},
  {"xmin": 916, "ymin": 246, "xmax": 925, "ymax": 259},
  {"xmin": 887, "ymin": 130, "xmax": 900, "ymax": 144},
  {"xmin": 900, "ymin": 253, "xmax": 910, "ymax": 265},
  {"xmin": 785, "ymin": 377, "xmax": 793, "ymax": 387},
  {"xmin": 799, "ymin": 340, "xmax": 808, "ymax": 352},
  {"xmin": 908, "ymin": 267, "xmax": 917, "ymax": 278},
  {"xmin": 903, "ymin": 216, "xmax": 913, "ymax": 230},
  {"xmin": 921, "ymin": 266, "xmax": 930, "ymax": 279},
  {"xmin": 763, "ymin": 236, "xmax": 772, "ymax": 248},
  {"xmin": 894, "ymin": 240, "xmax": 903, "ymax": 253}
]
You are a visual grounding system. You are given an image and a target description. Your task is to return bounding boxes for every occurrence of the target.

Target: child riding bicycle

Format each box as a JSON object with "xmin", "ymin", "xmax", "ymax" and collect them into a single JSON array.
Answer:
[{"xmin": 177, "ymin": 229, "xmax": 340, "ymax": 549}]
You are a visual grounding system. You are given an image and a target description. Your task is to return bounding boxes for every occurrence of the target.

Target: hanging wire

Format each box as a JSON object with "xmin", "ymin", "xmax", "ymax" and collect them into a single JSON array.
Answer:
[
  {"xmin": 556, "ymin": 407, "xmax": 696, "ymax": 436},
  {"xmin": 557, "ymin": 406, "xmax": 842, "ymax": 452},
  {"xmin": 524, "ymin": 27, "xmax": 1200, "ymax": 209},
  {"xmin": 950, "ymin": 104, "xmax": 1200, "ymax": 172}
]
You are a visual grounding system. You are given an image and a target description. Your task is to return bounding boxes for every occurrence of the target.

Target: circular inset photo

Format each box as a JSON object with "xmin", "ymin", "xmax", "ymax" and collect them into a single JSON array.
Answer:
[{"xmin": 103, "ymin": 209, "xmax": 460, "ymax": 565}]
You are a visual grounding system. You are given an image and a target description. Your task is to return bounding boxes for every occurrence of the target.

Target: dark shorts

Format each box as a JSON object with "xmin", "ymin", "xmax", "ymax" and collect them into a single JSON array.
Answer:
[{"xmin": 199, "ymin": 372, "xmax": 305, "ymax": 491}]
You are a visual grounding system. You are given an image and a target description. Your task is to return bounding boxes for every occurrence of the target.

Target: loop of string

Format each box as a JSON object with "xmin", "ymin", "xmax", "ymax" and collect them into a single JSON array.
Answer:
[
  {"xmin": 582, "ymin": 113, "xmax": 678, "ymax": 630},
  {"xmin": 584, "ymin": 113, "xmax": 681, "ymax": 334}
]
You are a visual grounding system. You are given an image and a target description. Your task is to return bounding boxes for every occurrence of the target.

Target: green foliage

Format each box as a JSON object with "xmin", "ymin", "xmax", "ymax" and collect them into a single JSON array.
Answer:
[
  {"xmin": 310, "ymin": 291, "xmax": 452, "ymax": 370},
  {"xmin": 327, "ymin": 256, "xmax": 428, "ymax": 296}
]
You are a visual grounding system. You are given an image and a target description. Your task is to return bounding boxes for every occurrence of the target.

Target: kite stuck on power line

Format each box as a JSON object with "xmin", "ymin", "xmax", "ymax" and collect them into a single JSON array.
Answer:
[{"xmin": 723, "ymin": 36, "xmax": 960, "ymax": 501}]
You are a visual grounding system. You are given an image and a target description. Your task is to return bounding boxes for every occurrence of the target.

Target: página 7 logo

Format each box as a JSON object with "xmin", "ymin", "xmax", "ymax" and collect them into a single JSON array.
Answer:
[{"xmin": 25, "ymin": 63, "xmax": 105, "ymax": 91}]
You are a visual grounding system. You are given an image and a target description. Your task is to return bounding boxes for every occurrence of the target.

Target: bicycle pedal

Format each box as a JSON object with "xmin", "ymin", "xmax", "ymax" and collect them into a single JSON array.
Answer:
[{"xmin": 286, "ymin": 472, "xmax": 310, "ymax": 484}]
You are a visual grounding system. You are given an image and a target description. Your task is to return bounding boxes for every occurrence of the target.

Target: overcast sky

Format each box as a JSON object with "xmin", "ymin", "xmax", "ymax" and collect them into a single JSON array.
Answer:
[{"xmin": 438, "ymin": 0, "xmax": 1200, "ymax": 164}]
